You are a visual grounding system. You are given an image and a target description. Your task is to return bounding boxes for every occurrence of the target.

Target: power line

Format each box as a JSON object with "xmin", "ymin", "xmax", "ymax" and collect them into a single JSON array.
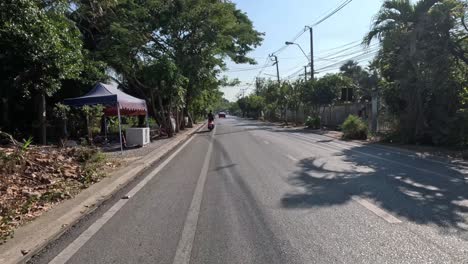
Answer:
[
  {"xmin": 285, "ymin": 66, "xmax": 308, "ymax": 80},
  {"xmin": 314, "ymin": 40, "xmax": 361, "ymax": 54},
  {"xmin": 317, "ymin": 46, "xmax": 379, "ymax": 62},
  {"xmin": 281, "ymin": 43, "xmax": 377, "ymax": 79},
  {"xmin": 272, "ymin": 28, "xmax": 307, "ymax": 56},
  {"xmin": 226, "ymin": 64, "xmax": 274, "ymax": 73},
  {"xmin": 314, "ymin": 42, "xmax": 378, "ymax": 60},
  {"xmin": 236, "ymin": 0, "xmax": 353, "ymax": 86},
  {"xmin": 314, "ymin": 51, "xmax": 378, "ymax": 73},
  {"xmin": 316, "ymin": 51, "xmax": 378, "ymax": 71},
  {"xmin": 283, "ymin": 62, "xmax": 308, "ymax": 75},
  {"xmin": 310, "ymin": 0, "xmax": 354, "ymax": 27}
]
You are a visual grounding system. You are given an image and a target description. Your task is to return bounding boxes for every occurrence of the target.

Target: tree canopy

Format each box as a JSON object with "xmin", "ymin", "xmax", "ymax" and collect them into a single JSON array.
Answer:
[
  {"xmin": 0, "ymin": 0, "xmax": 263, "ymax": 141},
  {"xmin": 365, "ymin": 0, "xmax": 468, "ymax": 144}
]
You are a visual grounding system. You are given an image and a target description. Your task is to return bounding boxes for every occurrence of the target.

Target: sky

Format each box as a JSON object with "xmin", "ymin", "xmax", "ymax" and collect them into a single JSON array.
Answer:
[{"xmin": 221, "ymin": 0, "xmax": 384, "ymax": 101}]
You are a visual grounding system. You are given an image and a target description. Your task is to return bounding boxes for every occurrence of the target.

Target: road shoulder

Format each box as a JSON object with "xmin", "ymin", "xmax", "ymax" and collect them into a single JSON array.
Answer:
[{"xmin": 0, "ymin": 124, "xmax": 204, "ymax": 264}]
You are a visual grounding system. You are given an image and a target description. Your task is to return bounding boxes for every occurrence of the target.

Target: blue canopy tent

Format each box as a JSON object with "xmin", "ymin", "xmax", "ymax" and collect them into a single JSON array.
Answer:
[{"xmin": 64, "ymin": 82, "xmax": 148, "ymax": 153}]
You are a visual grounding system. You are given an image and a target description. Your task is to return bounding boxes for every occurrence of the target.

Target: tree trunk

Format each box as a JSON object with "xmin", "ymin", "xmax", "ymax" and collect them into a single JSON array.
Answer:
[
  {"xmin": 174, "ymin": 108, "xmax": 180, "ymax": 133},
  {"xmin": 169, "ymin": 98, "xmax": 175, "ymax": 136},
  {"xmin": 1, "ymin": 97, "xmax": 9, "ymax": 131},
  {"xmin": 295, "ymin": 108, "xmax": 298, "ymax": 125},
  {"xmin": 149, "ymin": 94, "xmax": 163, "ymax": 127},
  {"xmin": 157, "ymin": 95, "xmax": 172, "ymax": 138},
  {"xmin": 184, "ymin": 107, "xmax": 193, "ymax": 128},
  {"xmin": 177, "ymin": 109, "xmax": 185, "ymax": 131},
  {"xmin": 180, "ymin": 108, "xmax": 186, "ymax": 130},
  {"xmin": 39, "ymin": 92, "xmax": 47, "ymax": 145},
  {"xmin": 86, "ymin": 113, "xmax": 92, "ymax": 144},
  {"xmin": 283, "ymin": 104, "xmax": 288, "ymax": 125}
]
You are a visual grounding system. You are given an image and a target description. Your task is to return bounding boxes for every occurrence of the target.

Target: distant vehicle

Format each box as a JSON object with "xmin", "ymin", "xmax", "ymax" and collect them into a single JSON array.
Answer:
[{"xmin": 218, "ymin": 112, "xmax": 226, "ymax": 118}]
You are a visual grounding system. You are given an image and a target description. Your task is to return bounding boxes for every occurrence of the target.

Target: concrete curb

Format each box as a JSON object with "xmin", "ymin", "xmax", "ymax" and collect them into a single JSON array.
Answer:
[{"xmin": 0, "ymin": 124, "xmax": 205, "ymax": 264}]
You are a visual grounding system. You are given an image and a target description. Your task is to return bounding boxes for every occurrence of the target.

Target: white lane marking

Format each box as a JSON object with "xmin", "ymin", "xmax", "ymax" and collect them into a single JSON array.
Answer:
[
  {"xmin": 263, "ymin": 140, "xmax": 270, "ymax": 145},
  {"xmin": 172, "ymin": 127, "xmax": 215, "ymax": 264},
  {"xmin": 299, "ymin": 132, "xmax": 465, "ymax": 167},
  {"xmin": 290, "ymin": 133, "xmax": 455, "ymax": 179},
  {"xmin": 49, "ymin": 132, "xmax": 198, "ymax": 264},
  {"xmin": 352, "ymin": 196, "xmax": 402, "ymax": 224},
  {"xmin": 394, "ymin": 176, "xmax": 441, "ymax": 191},
  {"xmin": 286, "ymin": 154, "xmax": 298, "ymax": 162}
]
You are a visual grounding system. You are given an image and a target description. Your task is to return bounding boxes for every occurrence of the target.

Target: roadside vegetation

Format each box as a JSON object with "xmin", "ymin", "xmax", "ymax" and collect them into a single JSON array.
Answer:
[
  {"xmin": 0, "ymin": 134, "xmax": 116, "ymax": 243},
  {"xmin": 232, "ymin": 0, "xmax": 467, "ymax": 149},
  {"xmin": 341, "ymin": 115, "xmax": 368, "ymax": 140},
  {"xmin": 0, "ymin": 0, "xmax": 262, "ymax": 243},
  {"xmin": 0, "ymin": 0, "xmax": 262, "ymax": 142}
]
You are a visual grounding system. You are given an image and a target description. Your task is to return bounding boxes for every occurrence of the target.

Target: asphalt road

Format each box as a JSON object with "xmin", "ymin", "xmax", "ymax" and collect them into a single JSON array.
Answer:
[{"xmin": 30, "ymin": 116, "xmax": 468, "ymax": 264}]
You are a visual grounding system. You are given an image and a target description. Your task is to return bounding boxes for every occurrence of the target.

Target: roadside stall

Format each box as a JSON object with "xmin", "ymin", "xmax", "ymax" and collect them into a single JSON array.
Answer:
[{"xmin": 64, "ymin": 82, "xmax": 149, "ymax": 153}]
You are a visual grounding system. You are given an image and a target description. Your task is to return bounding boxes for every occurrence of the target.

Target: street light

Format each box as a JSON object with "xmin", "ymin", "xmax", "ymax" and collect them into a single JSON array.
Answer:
[
  {"xmin": 285, "ymin": 41, "xmax": 310, "ymax": 63},
  {"xmin": 285, "ymin": 41, "xmax": 310, "ymax": 81}
]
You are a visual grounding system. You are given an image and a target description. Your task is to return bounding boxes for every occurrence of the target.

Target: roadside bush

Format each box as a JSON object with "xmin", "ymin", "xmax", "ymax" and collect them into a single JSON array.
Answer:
[
  {"xmin": 342, "ymin": 115, "xmax": 368, "ymax": 140},
  {"xmin": 71, "ymin": 146, "xmax": 104, "ymax": 163},
  {"xmin": 305, "ymin": 116, "xmax": 320, "ymax": 129}
]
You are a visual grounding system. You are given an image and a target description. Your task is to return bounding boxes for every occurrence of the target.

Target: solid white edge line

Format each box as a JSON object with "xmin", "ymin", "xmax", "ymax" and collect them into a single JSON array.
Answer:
[
  {"xmin": 49, "ymin": 133, "xmax": 198, "ymax": 264},
  {"xmin": 172, "ymin": 126, "xmax": 215, "ymax": 264}
]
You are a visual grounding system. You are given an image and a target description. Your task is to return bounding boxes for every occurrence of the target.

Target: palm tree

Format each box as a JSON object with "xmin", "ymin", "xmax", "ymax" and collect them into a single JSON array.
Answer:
[
  {"xmin": 363, "ymin": 0, "xmax": 441, "ymax": 143},
  {"xmin": 364, "ymin": 0, "xmax": 441, "ymax": 47}
]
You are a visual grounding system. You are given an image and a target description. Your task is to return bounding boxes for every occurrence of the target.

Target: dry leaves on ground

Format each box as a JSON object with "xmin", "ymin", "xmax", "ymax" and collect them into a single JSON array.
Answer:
[{"xmin": 0, "ymin": 144, "xmax": 118, "ymax": 243}]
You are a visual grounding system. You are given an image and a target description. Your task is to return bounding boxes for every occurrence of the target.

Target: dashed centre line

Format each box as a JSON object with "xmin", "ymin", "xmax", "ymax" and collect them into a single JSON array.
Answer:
[
  {"xmin": 352, "ymin": 196, "xmax": 402, "ymax": 224},
  {"xmin": 286, "ymin": 154, "xmax": 298, "ymax": 161}
]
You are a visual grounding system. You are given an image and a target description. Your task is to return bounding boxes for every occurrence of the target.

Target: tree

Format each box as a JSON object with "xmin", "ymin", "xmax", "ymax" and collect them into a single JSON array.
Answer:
[
  {"xmin": 255, "ymin": 79, "xmax": 281, "ymax": 121},
  {"xmin": 286, "ymin": 80, "xmax": 304, "ymax": 124},
  {"xmin": 247, "ymin": 95, "xmax": 266, "ymax": 118},
  {"xmin": 302, "ymin": 74, "xmax": 348, "ymax": 115},
  {"xmin": 339, "ymin": 60, "xmax": 377, "ymax": 101},
  {"xmin": 0, "ymin": 0, "xmax": 263, "ymax": 143},
  {"xmin": 365, "ymin": 0, "xmax": 467, "ymax": 144},
  {"xmin": 0, "ymin": 0, "xmax": 84, "ymax": 144},
  {"xmin": 158, "ymin": 0, "xmax": 263, "ymax": 126}
]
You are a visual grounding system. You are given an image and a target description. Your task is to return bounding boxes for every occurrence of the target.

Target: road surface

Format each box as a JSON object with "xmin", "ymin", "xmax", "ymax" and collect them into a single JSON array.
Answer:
[{"xmin": 30, "ymin": 117, "xmax": 468, "ymax": 264}]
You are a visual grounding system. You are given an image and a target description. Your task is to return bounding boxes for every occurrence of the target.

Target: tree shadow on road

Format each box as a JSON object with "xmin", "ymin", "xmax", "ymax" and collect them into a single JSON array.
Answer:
[{"xmin": 281, "ymin": 146, "xmax": 468, "ymax": 238}]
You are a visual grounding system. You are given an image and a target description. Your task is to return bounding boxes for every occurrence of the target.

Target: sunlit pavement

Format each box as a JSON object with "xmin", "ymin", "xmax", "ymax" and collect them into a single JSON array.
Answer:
[{"xmin": 30, "ymin": 116, "xmax": 468, "ymax": 264}]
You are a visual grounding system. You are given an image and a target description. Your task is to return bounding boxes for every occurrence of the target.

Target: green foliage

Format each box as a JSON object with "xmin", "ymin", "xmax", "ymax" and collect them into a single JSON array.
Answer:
[
  {"xmin": 1, "ymin": 0, "xmax": 262, "ymax": 141},
  {"xmin": 342, "ymin": 115, "xmax": 368, "ymax": 140},
  {"xmin": 81, "ymin": 105, "xmax": 104, "ymax": 139},
  {"xmin": 340, "ymin": 60, "xmax": 378, "ymax": 100},
  {"xmin": 229, "ymin": 101, "xmax": 241, "ymax": 116},
  {"xmin": 305, "ymin": 116, "xmax": 321, "ymax": 129},
  {"xmin": 447, "ymin": 109, "xmax": 468, "ymax": 147},
  {"xmin": 365, "ymin": 0, "xmax": 467, "ymax": 145},
  {"xmin": 72, "ymin": 146, "xmax": 104, "ymax": 163},
  {"xmin": 214, "ymin": 98, "xmax": 232, "ymax": 113},
  {"xmin": 53, "ymin": 103, "xmax": 71, "ymax": 120},
  {"xmin": 0, "ymin": 0, "xmax": 84, "ymax": 97},
  {"xmin": 21, "ymin": 137, "xmax": 33, "ymax": 153},
  {"xmin": 302, "ymin": 74, "xmax": 347, "ymax": 114}
]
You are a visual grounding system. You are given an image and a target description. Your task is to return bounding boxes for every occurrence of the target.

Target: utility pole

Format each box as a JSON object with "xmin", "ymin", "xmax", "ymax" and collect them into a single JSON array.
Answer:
[
  {"xmin": 269, "ymin": 54, "xmax": 280, "ymax": 84},
  {"xmin": 306, "ymin": 26, "xmax": 314, "ymax": 80},
  {"xmin": 304, "ymin": 66, "xmax": 308, "ymax": 82},
  {"xmin": 241, "ymin": 88, "xmax": 247, "ymax": 98}
]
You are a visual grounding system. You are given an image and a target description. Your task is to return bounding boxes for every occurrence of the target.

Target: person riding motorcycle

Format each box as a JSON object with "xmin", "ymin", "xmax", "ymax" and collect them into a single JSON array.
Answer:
[
  {"xmin": 207, "ymin": 111, "xmax": 215, "ymax": 131},
  {"xmin": 207, "ymin": 111, "xmax": 214, "ymax": 122}
]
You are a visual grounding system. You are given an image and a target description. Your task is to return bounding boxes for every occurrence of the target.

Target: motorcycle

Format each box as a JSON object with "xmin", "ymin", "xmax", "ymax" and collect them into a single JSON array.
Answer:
[{"xmin": 208, "ymin": 120, "xmax": 215, "ymax": 131}]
